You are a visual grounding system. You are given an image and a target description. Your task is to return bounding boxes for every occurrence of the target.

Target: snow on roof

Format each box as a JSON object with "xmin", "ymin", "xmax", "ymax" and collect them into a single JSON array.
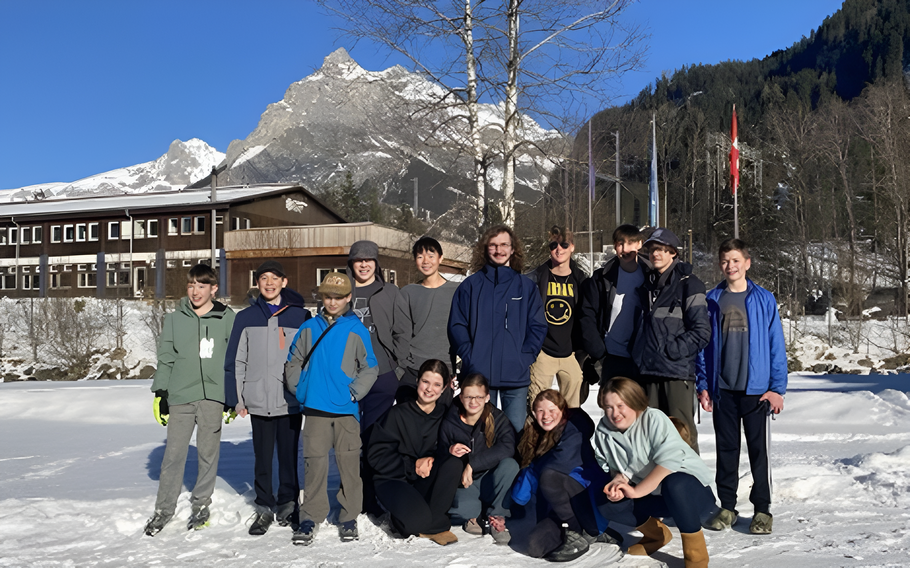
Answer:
[{"xmin": 0, "ymin": 185, "xmax": 301, "ymax": 218}]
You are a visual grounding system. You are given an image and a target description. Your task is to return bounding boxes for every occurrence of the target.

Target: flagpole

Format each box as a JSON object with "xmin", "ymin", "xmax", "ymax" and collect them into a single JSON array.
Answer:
[
  {"xmin": 588, "ymin": 120, "xmax": 594, "ymax": 270},
  {"xmin": 734, "ymin": 183, "xmax": 739, "ymax": 239}
]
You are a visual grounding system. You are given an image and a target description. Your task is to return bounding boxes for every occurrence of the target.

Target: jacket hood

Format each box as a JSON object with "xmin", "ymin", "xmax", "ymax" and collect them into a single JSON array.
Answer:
[
  {"xmin": 178, "ymin": 297, "xmax": 229, "ymax": 318},
  {"xmin": 480, "ymin": 262, "xmax": 518, "ymax": 284},
  {"xmin": 250, "ymin": 286, "xmax": 306, "ymax": 315}
]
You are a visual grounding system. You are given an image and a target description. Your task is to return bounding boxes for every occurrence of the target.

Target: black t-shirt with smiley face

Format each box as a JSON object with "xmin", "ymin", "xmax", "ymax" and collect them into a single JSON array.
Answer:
[{"xmin": 542, "ymin": 270, "xmax": 579, "ymax": 358}]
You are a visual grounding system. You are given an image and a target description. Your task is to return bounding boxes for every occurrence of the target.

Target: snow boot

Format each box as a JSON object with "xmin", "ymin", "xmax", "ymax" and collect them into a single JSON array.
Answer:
[
  {"xmin": 276, "ymin": 501, "xmax": 297, "ymax": 528},
  {"xmin": 680, "ymin": 529, "xmax": 709, "ymax": 568},
  {"xmin": 144, "ymin": 511, "xmax": 173, "ymax": 536},
  {"xmin": 627, "ymin": 517, "xmax": 672, "ymax": 556},
  {"xmin": 705, "ymin": 508, "xmax": 737, "ymax": 531},
  {"xmin": 419, "ymin": 530, "xmax": 458, "ymax": 545},
  {"xmin": 292, "ymin": 519, "xmax": 318, "ymax": 546},
  {"xmin": 187, "ymin": 505, "xmax": 210, "ymax": 531},
  {"xmin": 249, "ymin": 510, "xmax": 274, "ymax": 536},
  {"xmin": 545, "ymin": 528, "xmax": 590, "ymax": 562},
  {"xmin": 339, "ymin": 520, "xmax": 358, "ymax": 542},
  {"xmin": 750, "ymin": 512, "xmax": 773, "ymax": 534}
]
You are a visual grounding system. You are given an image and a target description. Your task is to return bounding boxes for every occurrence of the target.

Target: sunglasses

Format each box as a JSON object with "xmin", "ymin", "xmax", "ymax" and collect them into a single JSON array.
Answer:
[{"xmin": 549, "ymin": 241, "xmax": 571, "ymax": 251}]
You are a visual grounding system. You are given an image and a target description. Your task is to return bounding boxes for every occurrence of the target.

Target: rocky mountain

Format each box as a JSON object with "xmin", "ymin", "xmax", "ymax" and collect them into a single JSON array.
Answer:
[
  {"xmin": 203, "ymin": 48, "xmax": 567, "ymax": 215},
  {"xmin": 1, "ymin": 139, "xmax": 224, "ymax": 202}
]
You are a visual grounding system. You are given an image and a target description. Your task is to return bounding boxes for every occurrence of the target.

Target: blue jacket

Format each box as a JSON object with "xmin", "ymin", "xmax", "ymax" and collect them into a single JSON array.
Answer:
[
  {"xmin": 696, "ymin": 280, "xmax": 788, "ymax": 399},
  {"xmin": 284, "ymin": 310, "xmax": 378, "ymax": 419},
  {"xmin": 224, "ymin": 288, "xmax": 311, "ymax": 415},
  {"xmin": 447, "ymin": 264, "xmax": 547, "ymax": 388}
]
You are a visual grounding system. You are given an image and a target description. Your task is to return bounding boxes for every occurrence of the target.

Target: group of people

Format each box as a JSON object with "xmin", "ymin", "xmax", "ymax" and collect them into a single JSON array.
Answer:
[{"xmin": 143, "ymin": 222, "xmax": 788, "ymax": 568}]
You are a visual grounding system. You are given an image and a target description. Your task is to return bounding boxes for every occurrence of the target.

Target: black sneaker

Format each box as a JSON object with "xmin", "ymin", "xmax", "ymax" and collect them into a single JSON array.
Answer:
[
  {"xmin": 144, "ymin": 511, "xmax": 173, "ymax": 536},
  {"xmin": 276, "ymin": 501, "xmax": 297, "ymax": 527},
  {"xmin": 339, "ymin": 520, "xmax": 358, "ymax": 542},
  {"xmin": 187, "ymin": 506, "xmax": 210, "ymax": 531},
  {"xmin": 583, "ymin": 527, "xmax": 623, "ymax": 546},
  {"xmin": 546, "ymin": 529, "xmax": 590, "ymax": 562},
  {"xmin": 292, "ymin": 520, "xmax": 317, "ymax": 546},
  {"xmin": 249, "ymin": 511, "xmax": 274, "ymax": 536}
]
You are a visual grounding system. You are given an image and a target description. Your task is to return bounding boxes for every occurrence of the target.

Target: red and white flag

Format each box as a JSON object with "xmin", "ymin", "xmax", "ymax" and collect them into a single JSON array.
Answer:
[{"xmin": 729, "ymin": 105, "xmax": 740, "ymax": 195}]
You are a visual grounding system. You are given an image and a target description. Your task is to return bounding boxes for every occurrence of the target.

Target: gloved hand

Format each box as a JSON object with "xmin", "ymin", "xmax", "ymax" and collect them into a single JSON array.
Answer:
[
  {"xmin": 153, "ymin": 390, "xmax": 169, "ymax": 426},
  {"xmin": 223, "ymin": 405, "xmax": 238, "ymax": 424}
]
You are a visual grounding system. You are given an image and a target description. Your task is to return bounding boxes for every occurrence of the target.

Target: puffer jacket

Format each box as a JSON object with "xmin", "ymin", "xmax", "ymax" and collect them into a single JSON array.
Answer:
[
  {"xmin": 631, "ymin": 259, "xmax": 710, "ymax": 380},
  {"xmin": 151, "ymin": 297, "xmax": 236, "ymax": 405},
  {"xmin": 224, "ymin": 288, "xmax": 311, "ymax": 416}
]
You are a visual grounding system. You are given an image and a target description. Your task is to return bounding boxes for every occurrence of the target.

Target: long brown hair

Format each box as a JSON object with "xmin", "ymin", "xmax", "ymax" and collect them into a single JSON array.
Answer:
[
  {"xmin": 458, "ymin": 373, "xmax": 495, "ymax": 448},
  {"xmin": 470, "ymin": 225, "xmax": 525, "ymax": 274},
  {"xmin": 517, "ymin": 389, "xmax": 568, "ymax": 468}
]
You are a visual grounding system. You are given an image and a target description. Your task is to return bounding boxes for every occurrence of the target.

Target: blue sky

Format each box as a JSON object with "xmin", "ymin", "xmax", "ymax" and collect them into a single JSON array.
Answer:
[{"xmin": 0, "ymin": 0, "xmax": 844, "ymax": 190}]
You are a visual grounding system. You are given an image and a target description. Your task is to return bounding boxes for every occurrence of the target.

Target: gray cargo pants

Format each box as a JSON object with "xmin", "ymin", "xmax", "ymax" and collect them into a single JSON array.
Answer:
[
  {"xmin": 154, "ymin": 399, "xmax": 224, "ymax": 515},
  {"xmin": 300, "ymin": 414, "xmax": 362, "ymax": 524}
]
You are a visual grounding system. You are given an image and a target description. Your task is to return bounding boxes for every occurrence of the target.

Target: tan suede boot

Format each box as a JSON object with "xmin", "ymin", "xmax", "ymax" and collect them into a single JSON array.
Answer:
[
  {"xmin": 627, "ymin": 516, "xmax": 672, "ymax": 556},
  {"xmin": 680, "ymin": 529, "xmax": 709, "ymax": 568},
  {"xmin": 419, "ymin": 530, "xmax": 458, "ymax": 545}
]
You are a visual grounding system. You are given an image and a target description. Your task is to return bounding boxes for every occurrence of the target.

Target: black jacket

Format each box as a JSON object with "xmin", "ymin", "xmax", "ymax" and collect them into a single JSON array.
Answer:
[
  {"xmin": 438, "ymin": 403, "xmax": 516, "ymax": 475},
  {"xmin": 631, "ymin": 259, "xmax": 710, "ymax": 380},
  {"xmin": 526, "ymin": 258, "xmax": 588, "ymax": 353},
  {"xmin": 366, "ymin": 400, "xmax": 447, "ymax": 483},
  {"xmin": 578, "ymin": 255, "xmax": 652, "ymax": 360}
]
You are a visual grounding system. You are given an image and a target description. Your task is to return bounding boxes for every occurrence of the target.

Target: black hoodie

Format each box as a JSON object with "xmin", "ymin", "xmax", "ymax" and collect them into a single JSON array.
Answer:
[{"xmin": 367, "ymin": 399, "xmax": 447, "ymax": 483}]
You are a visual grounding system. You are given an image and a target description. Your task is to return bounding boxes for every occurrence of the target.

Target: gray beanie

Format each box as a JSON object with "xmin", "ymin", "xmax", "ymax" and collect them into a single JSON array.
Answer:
[{"xmin": 348, "ymin": 240, "xmax": 379, "ymax": 262}]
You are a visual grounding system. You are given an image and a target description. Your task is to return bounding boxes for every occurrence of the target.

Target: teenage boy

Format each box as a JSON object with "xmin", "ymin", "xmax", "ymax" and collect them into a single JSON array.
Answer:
[
  {"xmin": 285, "ymin": 272, "xmax": 378, "ymax": 546},
  {"xmin": 526, "ymin": 226, "xmax": 587, "ymax": 407},
  {"xmin": 579, "ymin": 224, "xmax": 649, "ymax": 383},
  {"xmin": 448, "ymin": 225, "xmax": 547, "ymax": 433},
  {"xmin": 347, "ymin": 240, "xmax": 400, "ymax": 430},
  {"xmin": 631, "ymin": 228, "xmax": 710, "ymax": 452},
  {"xmin": 697, "ymin": 239, "xmax": 787, "ymax": 535},
  {"xmin": 224, "ymin": 260, "xmax": 311, "ymax": 535},
  {"xmin": 392, "ymin": 236, "xmax": 460, "ymax": 402},
  {"xmin": 145, "ymin": 264, "xmax": 236, "ymax": 536}
]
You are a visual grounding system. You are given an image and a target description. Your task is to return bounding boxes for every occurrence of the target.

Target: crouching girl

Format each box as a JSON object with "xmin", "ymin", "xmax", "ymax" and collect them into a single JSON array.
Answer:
[
  {"xmin": 366, "ymin": 359, "xmax": 463, "ymax": 545},
  {"xmin": 440, "ymin": 373, "xmax": 518, "ymax": 544},
  {"xmin": 594, "ymin": 377, "xmax": 715, "ymax": 568},
  {"xmin": 513, "ymin": 389, "xmax": 625, "ymax": 562}
]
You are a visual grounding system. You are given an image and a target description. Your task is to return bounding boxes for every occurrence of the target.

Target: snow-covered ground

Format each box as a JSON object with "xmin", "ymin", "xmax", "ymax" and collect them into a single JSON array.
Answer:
[{"xmin": 2, "ymin": 374, "xmax": 909, "ymax": 567}]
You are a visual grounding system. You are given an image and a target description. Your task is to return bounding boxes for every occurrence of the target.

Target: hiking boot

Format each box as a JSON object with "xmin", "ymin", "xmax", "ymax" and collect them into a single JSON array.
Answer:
[
  {"xmin": 144, "ymin": 511, "xmax": 173, "ymax": 536},
  {"xmin": 750, "ymin": 512, "xmax": 773, "ymax": 534},
  {"xmin": 462, "ymin": 518, "xmax": 484, "ymax": 536},
  {"xmin": 545, "ymin": 529, "xmax": 590, "ymax": 562},
  {"xmin": 489, "ymin": 515, "xmax": 510, "ymax": 545},
  {"xmin": 276, "ymin": 501, "xmax": 297, "ymax": 527},
  {"xmin": 339, "ymin": 520, "xmax": 358, "ymax": 542},
  {"xmin": 583, "ymin": 527, "xmax": 623, "ymax": 546},
  {"xmin": 705, "ymin": 508, "xmax": 738, "ymax": 531},
  {"xmin": 292, "ymin": 520, "xmax": 318, "ymax": 545},
  {"xmin": 187, "ymin": 506, "xmax": 210, "ymax": 531},
  {"xmin": 249, "ymin": 510, "xmax": 274, "ymax": 536},
  {"xmin": 419, "ymin": 530, "xmax": 458, "ymax": 545}
]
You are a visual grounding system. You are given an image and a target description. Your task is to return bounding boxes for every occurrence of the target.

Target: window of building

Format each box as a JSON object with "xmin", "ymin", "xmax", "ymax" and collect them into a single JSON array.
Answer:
[
  {"xmin": 63, "ymin": 264, "xmax": 72, "ymax": 272},
  {"xmin": 76, "ymin": 224, "xmax": 87, "ymax": 242},
  {"xmin": 88, "ymin": 223, "xmax": 99, "ymax": 241},
  {"xmin": 1, "ymin": 274, "xmax": 15, "ymax": 289},
  {"xmin": 50, "ymin": 273, "xmax": 60, "ymax": 289},
  {"xmin": 77, "ymin": 264, "xmax": 87, "ymax": 272},
  {"xmin": 231, "ymin": 217, "xmax": 239, "ymax": 231},
  {"xmin": 216, "ymin": 215, "xmax": 223, "ymax": 225},
  {"xmin": 107, "ymin": 272, "xmax": 117, "ymax": 287},
  {"xmin": 121, "ymin": 220, "xmax": 132, "ymax": 240},
  {"xmin": 21, "ymin": 228, "xmax": 30, "ymax": 245},
  {"xmin": 8, "ymin": 227, "xmax": 17, "ymax": 245},
  {"xmin": 148, "ymin": 219, "xmax": 158, "ymax": 237},
  {"xmin": 64, "ymin": 225, "xmax": 75, "ymax": 243},
  {"xmin": 33, "ymin": 226, "xmax": 43, "ymax": 244},
  {"xmin": 49, "ymin": 265, "xmax": 58, "ymax": 273},
  {"xmin": 120, "ymin": 262, "xmax": 130, "ymax": 269},
  {"xmin": 244, "ymin": 218, "xmax": 251, "ymax": 229},
  {"xmin": 134, "ymin": 220, "xmax": 146, "ymax": 239},
  {"xmin": 78, "ymin": 273, "xmax": 97, "ymax": 288},
  {"xmin": 182, "ymin": 259, "xmax": 193, "ymax": 268},
  {"xmin": 118, "ymin": 271, "xmax": 130, "ymax": 286},
  {"xmin": 181, "ymin": 217, "xmax": 192, "ymax": 234},
  {"xmin": 107, "ymin": 263, "xmax": 116, "ymax": 271},
  {"xmin": 22, "ymin": 274, "xmax": 34, "ymax": 290},
  {"xmin": 166, "ymin": 260, "xmax": 176, "ymax": 269},
  {"xmin": 383, "ymin": 269, "xmax": 397, "ymax": 286},
  {"xmin": 168, "ymin": 218, "xmax": 179, "ymax": 235},
  {"xmin": 108, "ymin": 221, "xmax": 120, "ymax": 240},
  {"xmin": 194, "ymin": 216, "xmax": 206, "ymax": 234}
]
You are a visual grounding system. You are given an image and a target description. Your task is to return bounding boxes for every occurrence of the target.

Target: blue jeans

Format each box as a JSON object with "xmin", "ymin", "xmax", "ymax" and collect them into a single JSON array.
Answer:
[
  {"xmin": 449, "ymin": 457, "xmax": 520, "ymax": 523},
  {"xmin": 490, "ymin": 386, "xmax": 529, "ymax": 433}
]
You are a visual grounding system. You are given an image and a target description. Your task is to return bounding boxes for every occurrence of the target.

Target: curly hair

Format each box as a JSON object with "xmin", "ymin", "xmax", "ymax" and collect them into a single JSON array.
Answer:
[
  {"xmin": 517, "ymin": 389, "xmax": 568, "ymax": 468},
  {"xmin": 470, "ymin": 225, "xmax": 524, "ymax": 274}
]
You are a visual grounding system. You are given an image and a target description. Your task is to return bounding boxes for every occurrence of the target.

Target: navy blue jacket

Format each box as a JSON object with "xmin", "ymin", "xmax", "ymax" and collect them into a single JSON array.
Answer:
[
  {"xmin": 696, "ymin": 279, "xmax": 788, "ymax": 399},
  {"xmin": 447, "ymin": 264, "xmax": 547, "ymax": 388},
  {"xmin": 224, "ymin": 288, "xmax": 311, "ymax": 414}
]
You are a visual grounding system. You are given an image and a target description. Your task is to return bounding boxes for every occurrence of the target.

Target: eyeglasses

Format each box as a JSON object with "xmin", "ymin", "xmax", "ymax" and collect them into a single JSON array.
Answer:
[
  {"xmin": 462, "ymin": 395, "xmax": 486, "ymax": 403},
  {"xmin": 487, "ymin": 243, "xmax": 512, "ymax": 250},
  {"xmin": 549, "ymin": 241, "xmax": 570, "ymax": 251}
]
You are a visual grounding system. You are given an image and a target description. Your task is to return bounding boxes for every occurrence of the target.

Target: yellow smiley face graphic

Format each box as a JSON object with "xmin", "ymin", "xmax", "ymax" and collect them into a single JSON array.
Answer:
[{"xmin": 546, "ymin": 299, "xmax": 572, "ymax": 325}]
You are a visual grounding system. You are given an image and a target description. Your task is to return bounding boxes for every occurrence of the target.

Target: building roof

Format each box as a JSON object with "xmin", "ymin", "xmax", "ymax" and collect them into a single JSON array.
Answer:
[{"xmin": 0, "ymin": 184, "xmax": 313, "ymax": 219}]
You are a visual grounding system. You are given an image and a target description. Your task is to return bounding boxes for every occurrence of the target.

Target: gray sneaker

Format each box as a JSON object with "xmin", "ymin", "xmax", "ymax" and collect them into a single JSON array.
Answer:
[
  {"xmin": 488, "ymin": 515, "xmax": 510, "ymax": 545},
  {"xmin": 187, "ymin": 506, "xmax": 210, "ymax": 531},
  {"xmin": 750, "ymin": 512, "xmax": 773, "ymax": 534},
  {"xmin": 705, "ymin": 508, "xmax": 738, "ymax": 531},
  {"xmin": 462, "ymin": 518, "xmax": 484, "ymax": 535},
  {"xmin": 144, "ymin": 511, "xmax": 173, "ymax": 536},
  {"xmin": 249, "ymin": 510, "xmax": 274, "ymax": 536}
]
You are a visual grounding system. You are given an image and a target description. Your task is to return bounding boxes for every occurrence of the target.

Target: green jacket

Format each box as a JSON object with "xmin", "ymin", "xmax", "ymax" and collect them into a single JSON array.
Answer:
[{"xmin": 151, "ymin": 298, "xmax": 236, "ymax": 405}]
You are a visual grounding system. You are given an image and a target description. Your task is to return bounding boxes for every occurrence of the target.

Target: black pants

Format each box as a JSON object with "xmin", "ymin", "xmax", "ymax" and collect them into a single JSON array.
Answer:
[
  {"xmin": 600, "ymin": 354, "xmax": 639, "ymax": 384},
  {"xmin": 527, "ymin": 469, "xmax": 599, "ymax": 558},
  {"xmin": 250, "ymin": 413, "xmax": 302, "ymax": 510},
  {"xmin": 638, "ymin": 375, "xmax": 699, "ymax": 453},
  {"xmin": 632, "ymin": 472, "xmax": 715, "ymax": 534},
  {"xmin": 375, "ymin": 455, "xmax": 462, "ymax": 536},
  {"xmin": 359, "ymin": 370, "xmax": 399, "ymax": 432},
  {"xmin": 714, "ymin": 389, "xmax": 772, "ymax": 514}
]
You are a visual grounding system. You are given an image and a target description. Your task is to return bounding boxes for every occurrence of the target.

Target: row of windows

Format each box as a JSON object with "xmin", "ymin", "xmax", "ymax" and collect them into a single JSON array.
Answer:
[{"xmin": 0, "ymin": 215, "xmax": 243, "ymax": 246}]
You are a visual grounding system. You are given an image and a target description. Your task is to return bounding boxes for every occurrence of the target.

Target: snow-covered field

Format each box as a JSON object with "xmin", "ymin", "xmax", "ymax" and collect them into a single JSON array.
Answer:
[{"xmin": 1, "ymin": 374, "xmax": 909, "ymax": 567}]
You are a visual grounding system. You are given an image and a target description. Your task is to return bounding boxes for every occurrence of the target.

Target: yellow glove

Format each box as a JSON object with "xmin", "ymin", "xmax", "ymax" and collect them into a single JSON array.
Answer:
[{"xmin": 153, "ymin": 391, "xmax": 169, "ymax": 426}]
